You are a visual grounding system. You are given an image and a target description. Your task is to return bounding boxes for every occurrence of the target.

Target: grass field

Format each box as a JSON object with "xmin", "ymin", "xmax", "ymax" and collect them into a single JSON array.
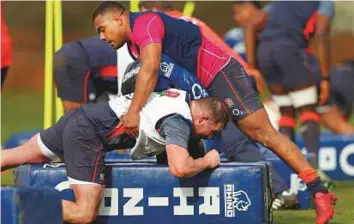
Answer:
[{"xmin": 1, "ymin": 90, "xmax": 354, "ymax": 223}]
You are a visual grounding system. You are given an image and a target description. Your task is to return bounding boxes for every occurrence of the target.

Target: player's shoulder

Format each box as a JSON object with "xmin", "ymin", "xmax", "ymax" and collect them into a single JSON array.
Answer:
[{"xmin": 132, "ymin": 11, "xmax": 164, "ymax": 23}]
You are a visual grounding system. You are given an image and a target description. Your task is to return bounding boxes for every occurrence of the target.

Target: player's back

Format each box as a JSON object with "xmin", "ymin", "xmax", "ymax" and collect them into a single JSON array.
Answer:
[
  {"xmin": 77, "ymin": 36, "xmax": 117, "ymax": 68},
  {"xmin": 130, "ymin": 11, "xmax": 201, "ymax": 75},
  {"xmin": 166, "ymin": 10, "xmax": 248, "ymax": 68},
  {"xmin": 259, "ymin": 1, "xmax": 320, "ymax": 48},
  {"xmin": 129, "ymin": 11, "xmax": 230, "ymax": 87}
]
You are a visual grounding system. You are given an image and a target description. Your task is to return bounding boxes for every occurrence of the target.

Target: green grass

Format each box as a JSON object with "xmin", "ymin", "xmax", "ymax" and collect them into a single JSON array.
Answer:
[
  {"xmin": 1, "ymin": 90, "xmax": 43, "ymax": 144},
  {"xmin": 1, "ymin": 90, "xmax": 43, "ymax": 185},
  {"xmin": 1, "ymin": 91, "xmax": 354, "ymax": 223},
  {"xmin": 273, "ymin": 181, "xmax": 354, "ymax": 224}
]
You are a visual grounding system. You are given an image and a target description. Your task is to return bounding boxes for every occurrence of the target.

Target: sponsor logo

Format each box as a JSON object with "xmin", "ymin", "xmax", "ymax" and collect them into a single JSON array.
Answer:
[
  {"xmin": 223, "ymin": 99, "xmax": 244, "ymax": 116},
  {"xmin": 224, "ymin": 98, "xmax": 234, "ymax": 108},
  {"xmin": 191, "ymin": 83, "xmax": 208, "ymax": 99},
  {"xmin": 224, "ymin": 184, "xmax": 251, "ymax": 217},
  {"xmin": 160, "ymin": 62, "xmax": 174, "ymax": 78},
  {"xmin": 160, "ymin": 90, "xmax": 180, "ymax": 98},
  {"xmin": 232, "ymin": 109, "xmax": 244, "ymax": 116},
  {"xmin": 123, "ymin": 65, "xmax": 140, "ymax": 83}
]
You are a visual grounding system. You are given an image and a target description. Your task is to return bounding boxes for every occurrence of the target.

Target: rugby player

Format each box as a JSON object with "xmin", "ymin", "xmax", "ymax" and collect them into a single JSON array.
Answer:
[
  {"xmin": 92, "ymin": 2, "xmax": 336, "ymax": 222},
  {"xmin": 228, "ymin": 1, "xmax": 353, "ymax": 135},
  {"xmin": 245, "ymin": 1, "xmax": 334, "ymax": 156},
  {"xmin": 1, "ymin": 89, "xmax": 228, "ymax": 224},
  {"xmin": 54, "ymin": 36, "xmax": 118, "ymax": 112}
]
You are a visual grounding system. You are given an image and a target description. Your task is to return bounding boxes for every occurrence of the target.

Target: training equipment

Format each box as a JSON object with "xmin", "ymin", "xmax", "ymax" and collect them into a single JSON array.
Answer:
[
  {"xmin": 297, "ymin": 133, "xmax": 354, "ymax": 180},
  {"xmin": 1, "ymin": 186, "xmax": 62, "ymax": 224},
  {"xmin": 15, "ymin": 162, "xmax": 272, "ymax": 224},
  {"xmin": 44, "ymin": 0, "xmax": 63, "ymax": 128},
  {"xmin": 183, "ymin": 1, "xmax": 196, "ymax": 17}
]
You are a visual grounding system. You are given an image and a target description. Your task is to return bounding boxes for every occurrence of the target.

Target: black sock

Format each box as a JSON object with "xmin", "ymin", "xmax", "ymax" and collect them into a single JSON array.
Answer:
[
  {"xmin": 300, "ymin": 120, "xmax": 320, "ymax": 154},
  {"xmin": 279, "ymin": 126, "xmax": 295, "ymax": 142},
  {"xmin": 306, "ymin": 178, "xmax": 328, "ymax": 196}
]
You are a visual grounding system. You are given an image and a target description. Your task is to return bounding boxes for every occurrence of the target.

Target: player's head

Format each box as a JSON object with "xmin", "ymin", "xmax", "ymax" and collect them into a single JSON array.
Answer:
[
  {"xmin": 232, "ymin": 1, "xmax": 261, "ymax": 28},
  {"xmin": 191, "ymin": 97, "xmax": 231, "ymax": 139},
  {"xmin": 93, "ymin": 1, "xmax": 129, "ymax": 49}
]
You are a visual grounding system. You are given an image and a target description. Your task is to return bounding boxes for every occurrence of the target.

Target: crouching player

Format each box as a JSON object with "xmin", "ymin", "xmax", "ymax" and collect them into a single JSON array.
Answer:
[
  {"xmin": 1, "ymin": 89, "xmax": 229, "ymax": 224},
  {"xmin": 54, "ymin": 36, "xmax": 118, "ymax": 112}
]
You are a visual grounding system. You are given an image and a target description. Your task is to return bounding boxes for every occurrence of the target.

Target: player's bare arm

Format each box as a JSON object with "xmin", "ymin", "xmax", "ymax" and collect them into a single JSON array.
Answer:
[
  {"xmin": 166, "ymin": 144, "xmax": 220, "ymax": 178},
  {"xmin": 245, "ymin": 10, "xmax": 268, "ymax": 68},
  {"xmin": 315, "ymin": 14, "xmax": 332, "ymax": 105},
  {"xmin": 124, "ymin": 43, "xmax": 162, "ymax": 137}
]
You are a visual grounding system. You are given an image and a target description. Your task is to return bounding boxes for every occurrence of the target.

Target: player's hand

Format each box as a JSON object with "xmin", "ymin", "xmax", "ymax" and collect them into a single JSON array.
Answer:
[
  {"xmin": 204, "ymin": 149, "xmax": 220, "ymax": 169},
  {"xmin": 246, "ymin": 68, "xmax": 268, "ymax": 94},
  {"xmin": 319, "ymin": 80, "xmax": 330, "ymax": 105},
  {"xmin": 122, "ymin": 110, "xmax": 140, "ymax": 138}
]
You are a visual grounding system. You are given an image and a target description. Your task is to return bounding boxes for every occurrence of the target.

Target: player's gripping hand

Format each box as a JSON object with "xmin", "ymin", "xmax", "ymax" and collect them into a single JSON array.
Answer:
[
  {"xmin": 204, "ymin": 149, "xmax": 220, "ymax": 169},
  {"xmin": 122, "ymin": 110, "xmax": 140, "ymax": 138},
  {"xmin": 315, "ymin": 190, "xmax": 337, "ymax": 224}
]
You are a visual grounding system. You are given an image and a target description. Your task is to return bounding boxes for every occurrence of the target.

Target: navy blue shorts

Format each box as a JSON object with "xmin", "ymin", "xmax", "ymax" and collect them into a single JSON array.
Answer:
[
  {"xmin": 39, "ymin": 108, "xmax": 107, "ymax": 185},
  {"xmin": 208, "ymin": 58, "xmax": 263, "ymax": 121},
  {"xmin": 39, "ymin": 103, "xmax": 130, "ymax": 185},
  {"xmin": 257, "ymin": 40, "xmax": 316, "ymax": 90},
  {"xmin": 54, "ymin": 44, "xmax": 117, "ymax": 104}
]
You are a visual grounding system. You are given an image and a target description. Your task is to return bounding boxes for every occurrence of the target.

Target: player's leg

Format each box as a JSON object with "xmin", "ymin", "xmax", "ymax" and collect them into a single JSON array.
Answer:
[
  {"xmin": 209, "ymin": 59, "xmax": 314, "ymax": 172},
  {"xmin": 209, "ymin": 58, "xmax": 330, "ymax": 187},
  {"xmin": 62, "ymin": 184, "xmax": 104, "ymax": 224},
  {"xmin": 320, "ymin": 105, "xmax": 354, "ymax": 134},
  {"xmin": 257, "ymin": 41, "xmax": 298, "ymax": 141},
  {"xmin": 213, "ymin": 57, "xmax": 335, "ymax": 222},
  {"xmin": 53, "ymin": 46, "xmax": 95, "ymax": 113},
  {"xmin": 0, "ymin": 108, "xmax": 75, "ymax": 170},
  {"xmin": 61, "ymin": 108, "xmax": 107, "ymax": 223},
  {"xmin": 270, "ymin": 85, "xmax": 297, "ymax": 142},
  {"xmin": 1, "ymin": 135, "xmax": 51, "ymax": 170},
  {"xmin": 292, "ymin": 90, "xmax": 320, "ymax": 155},
  {"xmin": 279, "ymin": 49, "xmax": 320, "ymax": 155}
]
